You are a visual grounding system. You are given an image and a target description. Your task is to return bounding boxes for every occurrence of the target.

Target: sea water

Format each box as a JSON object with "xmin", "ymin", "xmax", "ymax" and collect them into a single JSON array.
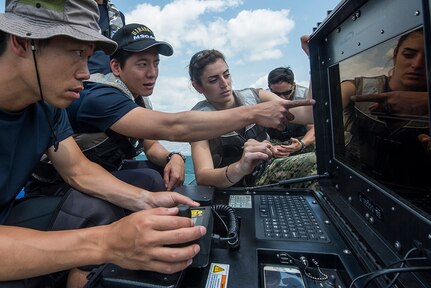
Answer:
[{"xmin": 137, "ymin": 141, "xmax": 196, "ymax": 184}]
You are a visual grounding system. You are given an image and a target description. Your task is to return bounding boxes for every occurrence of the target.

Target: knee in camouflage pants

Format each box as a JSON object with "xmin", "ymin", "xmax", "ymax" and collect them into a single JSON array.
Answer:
[{"xmin": 255, "ymin": 152, "xmax": 319, "ymax": 190}]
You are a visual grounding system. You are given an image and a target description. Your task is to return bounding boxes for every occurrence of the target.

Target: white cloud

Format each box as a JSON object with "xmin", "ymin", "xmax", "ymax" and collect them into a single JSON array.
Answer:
[
  {"xmin": 125, "ymin": 0, "xmax": 244, "ymax": 51},
  {"xmin": 227, "ymin": 9, "xmax": 293, "ymax": 61},
  {"xmin": 125, "ymin": 1, "xmax": 294, "ymax": 61},
  {"xmin": 150, "ymin": 76, "xmax": 205, "ymax": 112},
  {"xmin": 250, "ymin": 74, "xmax": 268, "ymax": 89}
]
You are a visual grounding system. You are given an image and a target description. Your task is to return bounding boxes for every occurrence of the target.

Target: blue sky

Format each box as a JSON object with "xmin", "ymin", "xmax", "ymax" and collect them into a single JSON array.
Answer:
[{"xmin": 1, "ymin": 0, "xmax": 342, "ymax": 154}]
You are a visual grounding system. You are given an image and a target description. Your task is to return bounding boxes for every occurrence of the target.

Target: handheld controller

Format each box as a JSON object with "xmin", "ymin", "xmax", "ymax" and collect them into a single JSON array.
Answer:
[{"xmin": 176, "ymin": 205, "xmax": 213, "ymax": 268}]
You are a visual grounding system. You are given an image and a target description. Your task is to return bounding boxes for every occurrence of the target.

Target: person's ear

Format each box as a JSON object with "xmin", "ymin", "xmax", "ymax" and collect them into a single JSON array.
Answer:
[
  {"xmin": 110, "ymin": 59, "xmax": 121, "ymax": 76},
  {"xmin": 9, "ymin": 35, "xmax": 30, "ymax": 57},
  {"xmin": 192, "ymin": 81, "xmax": 203, "ymax": 94}
]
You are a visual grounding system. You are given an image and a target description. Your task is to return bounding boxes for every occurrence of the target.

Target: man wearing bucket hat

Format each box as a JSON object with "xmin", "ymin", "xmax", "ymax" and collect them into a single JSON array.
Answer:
[{"xmin": 0, "ymin": 1, "xmax": 206, "ymax": 287}]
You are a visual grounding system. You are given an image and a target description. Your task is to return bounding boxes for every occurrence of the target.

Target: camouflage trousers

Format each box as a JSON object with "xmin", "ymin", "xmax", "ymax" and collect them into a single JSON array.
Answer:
[{"xmin": 255, "ymin": 152, "xmax": 319, "ymax": 190}]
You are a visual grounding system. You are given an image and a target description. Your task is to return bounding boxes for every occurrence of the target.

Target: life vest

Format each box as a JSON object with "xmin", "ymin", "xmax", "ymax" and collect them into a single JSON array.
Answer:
[
  {"xmin": 31, "ymin": 75, "xmax": 149, "ymax": 185},
  {"xmin": 192, "ymin": 88, "xmax": 269, "ymax": 168},
  {"xmin": 74, "ymin": 74, "xmax": 149, "ymax": 171}
]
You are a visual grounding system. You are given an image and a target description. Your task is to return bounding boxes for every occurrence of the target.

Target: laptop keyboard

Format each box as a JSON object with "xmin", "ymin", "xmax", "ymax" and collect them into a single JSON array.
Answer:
[{"xmin": 255, "ymin": 195, "xmax": 329, "ymax": 242}]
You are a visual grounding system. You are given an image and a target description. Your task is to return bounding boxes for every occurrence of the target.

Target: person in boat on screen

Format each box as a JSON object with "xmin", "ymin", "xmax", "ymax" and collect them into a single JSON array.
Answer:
[
  {"xmin": 0, "ymin": 2, "xmax": 314, "ymax": 287},
  {"xmin": 340, "ymin": 27, "xmax": 430, "ymax": 189},
  {"xmin": 188, "ymin": 47, "xmax": 318, "ymax": 189}
]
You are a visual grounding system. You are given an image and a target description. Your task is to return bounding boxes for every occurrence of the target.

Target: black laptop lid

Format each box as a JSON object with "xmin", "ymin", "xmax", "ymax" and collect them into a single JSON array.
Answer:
[{"xmin": 309, "ymin": 0, "xmax": 430, "ymax": 262}]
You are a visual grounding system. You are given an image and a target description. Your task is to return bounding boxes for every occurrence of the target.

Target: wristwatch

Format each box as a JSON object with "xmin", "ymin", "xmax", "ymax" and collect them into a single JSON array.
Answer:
[
  {"xmin": 299, "ymin": 140, "xmax": 306, "ymax": 153},
  {"xmin": 167, "ymin": 151, "xmax": 186, "ymax": 163}
]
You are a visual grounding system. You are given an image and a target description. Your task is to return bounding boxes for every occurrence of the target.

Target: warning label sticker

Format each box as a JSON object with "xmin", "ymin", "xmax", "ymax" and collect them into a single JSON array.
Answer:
[{"xmin": 204, "ymin": 263, "xmax": 230, "ymax": 288}]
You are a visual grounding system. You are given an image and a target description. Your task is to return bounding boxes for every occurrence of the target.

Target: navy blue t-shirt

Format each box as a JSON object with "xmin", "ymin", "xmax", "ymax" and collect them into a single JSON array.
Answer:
[
  {"xmin": 67, "ymin": 82, "xmax": 138, "ymax": 133},
  {"xmin": 0, "ymin": 102, "xmax": 73, "ymax": 223}
]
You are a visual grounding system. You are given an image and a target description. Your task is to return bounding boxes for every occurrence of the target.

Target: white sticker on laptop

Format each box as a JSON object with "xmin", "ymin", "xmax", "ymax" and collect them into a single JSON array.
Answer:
[
  {"xmin": 228, "ymin": 195, "xmax": 252, "ymax": 208},
  {"xmin": 205, "ymin": 263, "xmax": 230, "ymax": 288}
]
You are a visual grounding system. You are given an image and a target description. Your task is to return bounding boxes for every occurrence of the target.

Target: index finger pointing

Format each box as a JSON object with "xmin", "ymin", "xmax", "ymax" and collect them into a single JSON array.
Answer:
[{"xmin": 283, "ymin": 99, "xmax": 315, "ymax": 109}]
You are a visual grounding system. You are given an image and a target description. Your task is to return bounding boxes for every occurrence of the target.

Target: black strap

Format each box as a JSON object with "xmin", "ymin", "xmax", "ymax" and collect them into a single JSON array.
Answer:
[{"xmin": 84, "ymin": 264, "xmax": 108, "ymax": 288}]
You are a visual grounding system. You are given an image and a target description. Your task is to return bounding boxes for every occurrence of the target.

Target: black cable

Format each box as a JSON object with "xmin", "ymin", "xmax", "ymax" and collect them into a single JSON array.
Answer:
[
  {"xmin": 348, "ymin": 256, "xmax": 430, "ymax": 288},
  {"xmin": 362, "ymin": 266, "xmax": 431, "ymax": 288},
  {"xmin": 83, "ymin": 263, "xmax": 109, "ymax": 288},
  {"xmin": 348, "ymin": 247, "xmax": 421, "ymax": 288},
  {"xmin": 383, "ymin": 247, "xmax": 419, "ymax": 288},
  {"xmin": 247, "ymin": 172, "xmax": 330, "ymax": 191},
  {"xmin": 211, "ymin": 204, "xmax": 239, "ymax": 249},
  {"xmin": 211, "ymin": 206, "xmax": 229, "ymax": 234},
  {"xmin": 31, "ymin": 40, "xmax": 59, "ymax": 152}
]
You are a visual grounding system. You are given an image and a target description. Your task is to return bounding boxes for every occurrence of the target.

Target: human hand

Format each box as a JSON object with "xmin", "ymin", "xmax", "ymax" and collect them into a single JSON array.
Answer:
[
  {"xmin": 139, "ymin": 191, "xmax": 200, "ymax": 210},
  {"xmin": 300, "ymin": 35, "xmax": 310, "ymax": 56},
  {"xmin": 164, "ymin": 155, "xmax": 185, "ymax": 190},
  {"xmin": 350, "ymin": 91, "xmax": 429, "ymax": 116},
  {"xmin": 278, "ymin": 137, "xmax": 302, "ymax": 154},
  {"xmin": 270, "ymin": 140, "xmax": 300, "ymax": 158},
  {"xmin": 106, "ymin": 207, "xmax": 206, "ymax": 274},
  {"xmin": 255, "ymin": 98, "xmax": 315, "ymax": 131},
  {"xmin": 270, "ymin": 145, "xmax": 290, "ymax": 158},
  {"xmin": 236, "ymin": 139, "xmax": 273, "ymax": 175}
]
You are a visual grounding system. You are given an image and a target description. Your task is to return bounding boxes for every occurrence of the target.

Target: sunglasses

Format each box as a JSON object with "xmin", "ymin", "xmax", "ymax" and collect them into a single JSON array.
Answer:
[
  {"xmin": 271, "ymin": 85, "xmax": 295, "ymax": 98},
  {"xmin": 190, "ymin": 50, "xmax": 213, "ymax": 68}
]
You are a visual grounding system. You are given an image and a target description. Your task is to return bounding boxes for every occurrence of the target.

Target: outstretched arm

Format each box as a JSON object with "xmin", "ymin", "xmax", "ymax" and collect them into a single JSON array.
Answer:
[{"xmin": 110, "ymin": 99, "xmax": 315, "ymax": 142}]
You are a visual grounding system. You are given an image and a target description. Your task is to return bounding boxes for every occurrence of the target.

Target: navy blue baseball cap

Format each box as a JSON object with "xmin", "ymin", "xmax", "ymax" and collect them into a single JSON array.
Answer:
[{"xmin": 112, "ymin": 23, "xmax": 173, "ymax": 56}]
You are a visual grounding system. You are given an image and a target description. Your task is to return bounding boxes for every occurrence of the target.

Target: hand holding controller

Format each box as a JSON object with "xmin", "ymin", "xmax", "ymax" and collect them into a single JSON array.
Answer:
[{"xmin": 175, "ymin": 204, "xmax": 213, "ymax": 268}]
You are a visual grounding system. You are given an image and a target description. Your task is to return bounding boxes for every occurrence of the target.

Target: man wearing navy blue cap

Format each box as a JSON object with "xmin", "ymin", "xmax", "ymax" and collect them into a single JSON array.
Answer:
[{"xmin": 65, "ymin": 23, "xmax": 187, "ymax": 192}]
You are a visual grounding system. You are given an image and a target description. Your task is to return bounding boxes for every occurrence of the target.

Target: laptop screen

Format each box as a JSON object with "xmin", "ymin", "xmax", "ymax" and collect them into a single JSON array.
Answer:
[{"xmin": 328, "ymin": 27, "xmax": 431, "ymax": 218}]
